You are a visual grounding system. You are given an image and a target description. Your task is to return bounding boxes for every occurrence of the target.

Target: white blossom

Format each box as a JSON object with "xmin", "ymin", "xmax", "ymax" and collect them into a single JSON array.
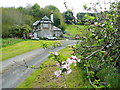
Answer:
[
  {"xmin": 52, "ymin": 52, "xmax": 59, "ymax": 56},
  {"xmin": 54, "ymin": 70, "xmax": 62, "ymax": 77},
  {"xmin": 62, "ymin": 64, "xmax": 70, "ymax": 70},
  {"xmin": 65, "ymin": 69, "xmax": 72, "ymax": 75},
  {"xmin": 77, "ymin": 59, "xmax": 81, "ymax": 62}
]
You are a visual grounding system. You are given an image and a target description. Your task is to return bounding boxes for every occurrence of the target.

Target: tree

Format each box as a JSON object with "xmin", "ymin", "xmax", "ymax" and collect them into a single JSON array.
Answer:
[
  {"xmin": 73, "ymin": 1, "xmax": 120, "ymax": 88},
  {"xmin": 76, "ymin": 12, "xmax": 86, "ymax": 20},
  {"xmin": 31, "ymin": 3, "xmax": 41, "ymax": 19},
  {"xmin": 116, "ymin": 1, "xmax": 120, "ymax": 32},
  {"xmin": 9, "ymin": 24, "xmax": 32, "ymax": 38},
  {"xmin": 2, "ymin": 8, "xmax": 25, "ymax": 38},
  {"xmin": 63, "ymin": 10, "xmax": 75, "ymax": 24},
  {"xmin": 44, "ymin": 5, "xmax": 60, "ymax": 13},
  {"xmin": 2, "ymin": 7, "xmax": 34, "ymax": 38},
  {"xmin": 76, "ymin": 12, "xmax": 96, "ymax": 25}
]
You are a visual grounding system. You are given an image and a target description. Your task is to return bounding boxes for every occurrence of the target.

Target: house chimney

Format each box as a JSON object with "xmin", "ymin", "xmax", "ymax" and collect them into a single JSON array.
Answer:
[{"xmin": 50, "ymin": 14, "xmax": 54, "ymax": 23}]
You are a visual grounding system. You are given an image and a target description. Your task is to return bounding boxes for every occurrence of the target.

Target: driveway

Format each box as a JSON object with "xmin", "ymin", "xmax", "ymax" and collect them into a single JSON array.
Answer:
[{"xmin": 1, "ymin": 40, "xmax": 78, "ymax": 88}]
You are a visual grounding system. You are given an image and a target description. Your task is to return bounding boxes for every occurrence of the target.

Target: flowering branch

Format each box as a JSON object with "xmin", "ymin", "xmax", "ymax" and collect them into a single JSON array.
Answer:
[{"xmin": 49, "ymin": 52, "xmax": 80, "ymax": 77}]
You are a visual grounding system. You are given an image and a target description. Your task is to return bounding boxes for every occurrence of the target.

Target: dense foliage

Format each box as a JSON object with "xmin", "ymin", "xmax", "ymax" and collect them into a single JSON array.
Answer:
[
  {"xmin": 63, "ymin": 10, "xmax": 75, "ymax": 24},
  {"xmin": 2, "ymin": 7, "xmax": 34, "ymax": 38},
  {"xmin": 76, "ymin": 13, "xmax": 96, "ymax": 25},
  {"xmin": 1, "ymin": 4, "xmax": 65, "ymax": 38},
  {"xmin": 73, "ymin": 1, "xmax": 120, "ymax": 88},
  {"xmin": 49, "ymin": 1, "xmax": 120, "ymax": 88}
]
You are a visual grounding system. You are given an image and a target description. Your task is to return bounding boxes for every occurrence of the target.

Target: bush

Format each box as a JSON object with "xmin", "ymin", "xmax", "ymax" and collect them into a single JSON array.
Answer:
[{"xmin": 9, "ymin": 24, "xmax": 32, "ymax": 38}]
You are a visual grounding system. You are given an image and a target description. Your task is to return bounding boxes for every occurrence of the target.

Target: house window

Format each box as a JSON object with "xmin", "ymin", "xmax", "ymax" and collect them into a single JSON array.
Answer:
[{"xmin": 43, "ymin": 24, "xmax": 49, "ymax": 28}]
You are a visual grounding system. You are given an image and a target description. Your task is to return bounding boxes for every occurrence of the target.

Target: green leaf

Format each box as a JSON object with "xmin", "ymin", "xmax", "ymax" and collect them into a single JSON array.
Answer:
[{"xmin": 31, "ymin": 65, "xmax": 35, "ymax": 68}]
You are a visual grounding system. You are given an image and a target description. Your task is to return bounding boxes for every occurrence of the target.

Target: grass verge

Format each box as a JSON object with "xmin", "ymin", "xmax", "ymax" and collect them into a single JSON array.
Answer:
[
  {"xmin": 17, "ymin": 47, "xmax": 90, "ymax": 88},
  {"xmin": 1, "ymin": 40, "xmax": 58, "ymax": 61}
]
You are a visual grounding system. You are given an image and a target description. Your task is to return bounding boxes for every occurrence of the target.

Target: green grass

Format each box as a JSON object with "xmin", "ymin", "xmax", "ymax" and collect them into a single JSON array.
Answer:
[
  {"xmin": 17, "ymin": 47, "xmax": 90, "ymax": 88},
  {"xmin": 64, "ymin": 25, "xmax": 88, "ymax": 38},
  {"xmin": 1, "ymin": 38, "xmax": 24, "ymax": 48},
  {"xmin": 1, "ymin": 40, "xmax": 58, "ymax": 61}
]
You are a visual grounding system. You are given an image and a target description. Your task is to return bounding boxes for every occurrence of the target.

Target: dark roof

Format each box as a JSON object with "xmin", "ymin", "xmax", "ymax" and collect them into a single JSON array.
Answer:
[
  {"xmin": 41, "ymin": 16, "xmax": 52, "ymax": 24},
  {"xmin": 33, "ymin": 20, "xmax": 40, "ymax": 26},
  {"xmin": 32, "ymin": 16, "xmax": 52, "ymax": 26}
]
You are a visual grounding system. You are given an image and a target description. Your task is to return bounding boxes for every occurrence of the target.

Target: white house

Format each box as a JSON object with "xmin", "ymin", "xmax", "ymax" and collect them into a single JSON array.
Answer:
[{"xmin": 32, "ymin": 15, "xmax": 62, "ymax": 39}]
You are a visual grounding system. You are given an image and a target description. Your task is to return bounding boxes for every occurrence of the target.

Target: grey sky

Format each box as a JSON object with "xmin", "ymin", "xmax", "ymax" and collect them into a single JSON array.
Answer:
[{"xmin": 0, "ymin": 0, "xmax": 117, "ymax": 14}]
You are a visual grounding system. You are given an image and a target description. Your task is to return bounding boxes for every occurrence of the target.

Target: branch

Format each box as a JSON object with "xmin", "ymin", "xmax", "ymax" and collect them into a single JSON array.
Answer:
[
  {"xmin": 72, "ymin": 45, "xmax": 99, "ymax": 51},
  {"xmin": 82, "ymin": 46, "xmax": 99, "ymax": 48},
  {"xmin": 72, "ymin": 45, "xmax": 101, "ymax": 56},
  {"xmin": 80, "ymin": 48, "xmax": 87, "ymax": 55},
  {"xmin": 86, "ymin": 66, "xmax": 95, "ymax": 89},
  {"xmin": 85, "ymin": 46, "xmax": 104, "ymax": 59}
]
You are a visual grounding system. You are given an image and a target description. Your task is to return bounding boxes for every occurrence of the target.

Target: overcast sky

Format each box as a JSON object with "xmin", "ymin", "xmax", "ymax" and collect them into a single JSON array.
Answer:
[{"xmin": 0, "ymin": 0, "xmax": 118, "ymax": 14}]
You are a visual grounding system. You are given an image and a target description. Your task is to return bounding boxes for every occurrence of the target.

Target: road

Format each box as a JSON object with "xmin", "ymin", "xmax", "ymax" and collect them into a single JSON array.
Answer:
[{"xmin": 1, "ymin": 40, "xmax": 78, "ymax": 89}]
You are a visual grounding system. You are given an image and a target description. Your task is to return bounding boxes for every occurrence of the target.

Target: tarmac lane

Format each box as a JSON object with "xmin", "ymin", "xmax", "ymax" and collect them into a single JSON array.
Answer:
[{"xmin": 1, "ymin": 40, "xmax": 78, "ymax": 88}]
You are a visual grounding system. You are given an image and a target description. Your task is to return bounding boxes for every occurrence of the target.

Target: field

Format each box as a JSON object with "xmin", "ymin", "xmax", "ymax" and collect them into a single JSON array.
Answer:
[
  {"xmin": 17, "ymin": 47, "xmax": 90, "ymax": 88},
  {"xmin": 1, "ymin": 39, "xmax": 58, "ymax": 61}
]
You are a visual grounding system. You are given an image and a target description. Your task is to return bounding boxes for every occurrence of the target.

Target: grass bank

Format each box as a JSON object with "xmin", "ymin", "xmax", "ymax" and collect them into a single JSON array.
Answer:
[
  {"xmin": 17, "ymin": 47, "xmax": 90, "ymax": 88},
  {"xmin": 1, "ymin": 40, "xmax": 58, "ymax": 61},
  {"xmin": 64, "ymin": 25, "xmax": 88, "ymax": 38}
]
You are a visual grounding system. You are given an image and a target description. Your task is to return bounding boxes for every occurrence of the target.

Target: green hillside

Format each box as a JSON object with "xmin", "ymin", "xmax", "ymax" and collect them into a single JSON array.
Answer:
[{"xmin": 64, "ymin": 25, "xmax": 88, "ymax": 38}]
